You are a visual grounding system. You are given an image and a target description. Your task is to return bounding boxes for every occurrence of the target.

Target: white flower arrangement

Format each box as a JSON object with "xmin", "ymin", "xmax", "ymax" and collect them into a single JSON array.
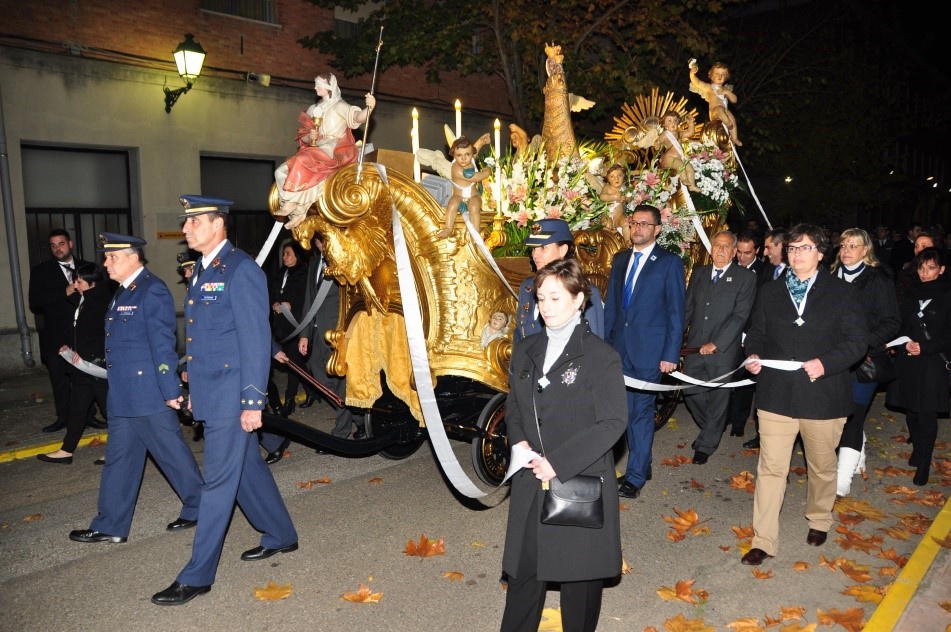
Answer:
[{"xmin": 685, "ymin": 140, "xmax": 739, "ymax": 214}]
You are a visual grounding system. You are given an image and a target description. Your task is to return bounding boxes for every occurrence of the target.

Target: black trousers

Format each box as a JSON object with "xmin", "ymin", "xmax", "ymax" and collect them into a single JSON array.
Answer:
[{"xmin": 500, "ymin": 498, "xmax": 604, "ymax": 632}]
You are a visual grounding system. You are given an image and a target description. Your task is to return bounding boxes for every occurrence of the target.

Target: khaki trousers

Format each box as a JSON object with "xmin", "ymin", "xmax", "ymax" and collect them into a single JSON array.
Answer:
[{"xmin": 750, "ymin": 410, "xmax": 846, "ymax": 556}]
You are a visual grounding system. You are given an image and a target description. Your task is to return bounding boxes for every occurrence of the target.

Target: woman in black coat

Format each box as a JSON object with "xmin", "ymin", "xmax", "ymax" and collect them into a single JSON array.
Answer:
[
  {"xmin": 829, "ymin": 229, "xmax": 900, "ymax": 496},
  {"xmin": 267, "ymin": 240, "xmax": 316, "ymax": 417},
  {"xmin": 886, "ymin": 248, "xmax": 951, "ymax": 486},
  {"xmin": 500, "ymin": 258, "xmax": 627, "ymax": 632},
  {"xmin": 37, "ymin": 264, "xmax": 112, "ymax": 464}
]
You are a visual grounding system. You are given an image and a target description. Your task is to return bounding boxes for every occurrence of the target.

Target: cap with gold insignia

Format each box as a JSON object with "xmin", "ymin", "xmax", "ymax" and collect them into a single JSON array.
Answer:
[
  {"xmin": 97, "ymin": 232, "xmax": 147, "ymax": 252},
  {"xmin": 179, "ymin": 194, "xmax": 234, "ymax": 218},
  {"xmin": 524, "ymin": 218, "xmax": 574, "ymax": 248}
]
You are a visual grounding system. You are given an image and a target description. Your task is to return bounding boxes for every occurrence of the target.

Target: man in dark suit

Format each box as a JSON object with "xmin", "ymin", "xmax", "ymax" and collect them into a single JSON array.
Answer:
[
  {"xmin": 69, "ymin": 233, "xmax": 203, "ymax": 544},
  {"xmin": 725, "ymin": 230, "xmax": 774, "ymax": 438},
  {"xmin": 889, "ymin": 222, "xmax": 921, "ymax": 277},
  {"xmin": 28, "ymin": 229, "xmax": 100, "ymax": 432},
  {"xmin": 604, "ymin": 204, "xmax": 685, "ymax": 498},
  {"xmin": 298, "ymin": 232, "xmax": 366, "ymax": 441},
  {"xmin": 872, "ymin": 225, "xmax": 893, "ymax": 265},
  {"xmin": 153, "ymin": 196, "xmax": 298, "ymax": 606},
  {"xmin": 683, "ymin": 231, "xmax": 756, "ymax": 464}
]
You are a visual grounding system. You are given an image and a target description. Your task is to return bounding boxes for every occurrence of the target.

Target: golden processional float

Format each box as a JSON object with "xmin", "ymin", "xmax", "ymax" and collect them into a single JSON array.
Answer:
[{"xmin": 264, "ymin": 44, "xmax": 739, "ymax": 489}]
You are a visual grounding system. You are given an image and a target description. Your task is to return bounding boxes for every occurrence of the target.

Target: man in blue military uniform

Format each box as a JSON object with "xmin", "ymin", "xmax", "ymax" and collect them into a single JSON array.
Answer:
[
  {"xmin": 152, "ymin": 196, "xmax": 298, "ymax": 606},
  {"xmin": 69, "ymin": 233, "xmax": 203, "ymax": 544}
]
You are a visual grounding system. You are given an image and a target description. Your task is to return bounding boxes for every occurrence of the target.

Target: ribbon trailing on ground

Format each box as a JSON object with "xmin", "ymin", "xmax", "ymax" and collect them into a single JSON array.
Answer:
[
  {"xmin": 378, "ymin": 164, "xmax": 490, "ymax": 499},
  {"xmin": 59, "ymin": 348, "xmax": 107, "ymax": 379}
]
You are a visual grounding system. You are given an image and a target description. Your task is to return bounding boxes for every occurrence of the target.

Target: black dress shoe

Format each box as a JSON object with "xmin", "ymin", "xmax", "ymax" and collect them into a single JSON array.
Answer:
[
  {"xmin": 741, "ymin": 548, "xmax": 772, "ymax": 565},
  {"xmin": 85, "ymin": 417, "xmax": 108, "ymax": 429},
  {"xmin": 806, "ymin": 528, "xmax": 828, "ymax": 546},
  {"xmin": 69, "ymin": 529, "xmax": 126, "ymax": 544},
  {"xmin": 282, "ymin": 401, "xmax": 296, "ymax": 417},
  {"xmin": 93, "ymin": 457, "xmax": 105, "ymax": 465},
  {"xmin": 42, "ymin": 420, "xmax": 66, "ymax": 433},
  {"xmin": 151, "ymin": 581, "xmax": 211, "ymax": 606},
  {"xmin": 265, "ymin": 438, "xmax": 291, "ymax": 465},
  {"xmin": 692, "ymin": 451, "xmax": 710, "ymax": 465},
  {"xmin": 743, "ymin": 436, "xmax": 760, "ymax": 450},
  {"xmin": 299, "ymin": 394, "xmax": 319, "ymax": 408},
  {"xmin": 240, "ymin": 542, "xmax": 299, "ymax": 561},
  {"xmin": 730, "ymin": 429, "xmax": 745, "ymax": 437},
  {"xmin": 166, "ymin": 518, "xmax": 198, "ymax": 531},
  {"xmin": 352, "ymin": 428, "xmax": 367, "ymax": 440},
  {"xmin": 37, "ymin": 453, "xmax": 73, "ymax": 464},
  {"xmin": 618, "ymin": 481, "xmax": 641, "ymax": 499}
]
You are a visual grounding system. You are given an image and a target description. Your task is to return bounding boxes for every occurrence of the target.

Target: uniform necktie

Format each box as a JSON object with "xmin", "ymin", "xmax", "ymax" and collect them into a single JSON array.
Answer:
[
  {"xmin": 192, "ymin": 261, "xmax": 204, "ymax": 286},
  {"xmin": 712, "ymin": 268, "xmax": 724, "ymax": 283},
  {"xmin": 623, "ymin": 251, "xmax": 643, "ymax": 310}
]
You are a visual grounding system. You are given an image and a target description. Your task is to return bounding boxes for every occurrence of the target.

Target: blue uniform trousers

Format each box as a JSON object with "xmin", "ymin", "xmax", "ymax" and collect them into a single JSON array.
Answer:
[
  {"xmin": 90, "ymin": 409, "xmax": 202, "ymax": 537},
  {"xmin": 177, "ymin": 415, "xmax": 297, "ymax": 587}
]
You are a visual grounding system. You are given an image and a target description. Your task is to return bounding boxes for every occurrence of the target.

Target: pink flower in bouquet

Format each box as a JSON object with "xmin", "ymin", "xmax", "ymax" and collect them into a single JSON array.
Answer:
[
  {"xmin": 671, "ymin": 217, "xmax": 681, "ymax": 228},
  {"xmin": 547, "ymin": 206, "xmax": 563, "ymax": 219},
  {"xmin": 643, "ymin": 171, "xmax": 661, "ymax": 187},
  {"xmin": 514, "ymin": 210, "xmax": 529, "ymax": 227},
  {"xmin": 510, "ymin": 186, "xmax": 526, "ymax": 203},
  {"xmin": 564, "ymin": 188, "xmax": 579, "ymax": 201}
]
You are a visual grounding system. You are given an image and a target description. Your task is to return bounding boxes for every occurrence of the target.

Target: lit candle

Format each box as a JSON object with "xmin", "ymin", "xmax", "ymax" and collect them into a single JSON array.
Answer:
[
  {"xmin": 412, "ymin": 108, "xmax": 421, "ymax": 183},
  {"xmin": 454, "ymin": 99, "xmax": 462, "ymax": 139},
  {"xmin": 494, "ymin": 119, "xmax": 502, "ymax": 215}
]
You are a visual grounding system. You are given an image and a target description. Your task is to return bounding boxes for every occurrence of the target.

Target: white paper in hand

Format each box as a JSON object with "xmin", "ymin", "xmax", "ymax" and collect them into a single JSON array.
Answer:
[{"xmin": 503, "ymin": 443, "xmax": 541, "ymax": 485}]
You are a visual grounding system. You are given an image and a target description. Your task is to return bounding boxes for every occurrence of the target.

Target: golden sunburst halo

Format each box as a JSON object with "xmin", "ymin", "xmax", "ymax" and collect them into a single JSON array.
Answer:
[{"xmin": 604, "ymin": 87, "xmax": 700, "ymax": 169}]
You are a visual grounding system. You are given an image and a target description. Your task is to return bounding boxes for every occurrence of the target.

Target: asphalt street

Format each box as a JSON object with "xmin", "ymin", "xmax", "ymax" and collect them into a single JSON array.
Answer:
[{"xmin": 0, "ymin": 366, "xmax": 948, "ymax": 631}]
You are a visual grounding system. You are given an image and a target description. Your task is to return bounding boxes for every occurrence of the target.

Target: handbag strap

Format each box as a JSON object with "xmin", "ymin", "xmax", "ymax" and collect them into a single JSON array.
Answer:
[
  {"xmin": 530, "ymin": 388, "xmax": 551, "ymax": 491},
  {"xmin": 919, "ymin": 323, "xmax": 951, "ymax": 370}
]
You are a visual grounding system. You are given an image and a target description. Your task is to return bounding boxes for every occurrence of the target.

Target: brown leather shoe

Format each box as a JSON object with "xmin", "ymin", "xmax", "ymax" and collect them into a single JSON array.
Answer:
[
  {"xmin": 741, "ymin": 548, "xmax": 772, "ymax": 565},
  {"xmin": 806, "ymin": 528, "xmax": 828, "ymax": 546}
]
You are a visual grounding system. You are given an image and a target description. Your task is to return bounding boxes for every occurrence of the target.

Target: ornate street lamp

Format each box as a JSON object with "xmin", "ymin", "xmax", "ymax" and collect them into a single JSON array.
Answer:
[{"xmin": 164, "ymin": 33, "xmax": 206, "ymax": 113}]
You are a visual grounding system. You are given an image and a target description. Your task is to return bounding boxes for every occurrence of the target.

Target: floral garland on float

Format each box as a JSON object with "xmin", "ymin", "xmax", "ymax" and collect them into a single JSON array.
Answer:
[{"xmin": 482, "ymin": 143, "xmax": 611, "ymax": 257}]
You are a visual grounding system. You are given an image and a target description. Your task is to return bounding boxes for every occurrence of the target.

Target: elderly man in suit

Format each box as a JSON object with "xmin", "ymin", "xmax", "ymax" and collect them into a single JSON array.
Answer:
[
  {"xmin": 604, "ymin": 204, "xmax": 685, "ymax": 498},
  {"xmin": 725, "ymin": 230, "xmax": 775, "ymax": 439},
  {"xmin": 152, "ymin": 196, "xmax": 298, "ymax": 606},
  {"xmin": 29, "ymin": 229, "xmax": 102, "ymax": 432},
  {"xmin": 682, "ymin": 231, "xmax": 756, "ymax": 464},
  {"xmin": 69, "ymin": 233, "xmax": 203, "ymax": 545}
]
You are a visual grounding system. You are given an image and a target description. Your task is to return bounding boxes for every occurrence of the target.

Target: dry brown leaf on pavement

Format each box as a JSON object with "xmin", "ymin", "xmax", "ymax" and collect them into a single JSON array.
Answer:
[
  {"xmin": 838, "ymin": 560, "xmax": 872, "ymax": 583},
  {"xmin": 724, "ymin": 617, "xmax": 765, "ymax": 631},
  {"xmin": 661, "ymin": 455, "xmax": 692, "ymax": 467},
  {"xmin": 88, "ymin": 437, "xmax": 106, "ymax": 446},
  {"xmin": 404, "ymin": 534, "xmax": 445, "ymax": 557},
  {"xmin": 23, "ymin": 514, "xmax": 42, "ymax": 522},
  {"xmin": 817, "ymin": 607, "xmax": 866, "ymax": 632},
  {"xmin": 297, "ymin": 476, "xmax": 332, "ymax": 489},
  {"xmin": 621, "ymin": 557, "xmax": 633, "ymax": 574},
  {"xmin": 731, "ymin": 471, "xmax": 756, "ymax": 493},
  {"xmin": 778, "ymin": 605, "xmax": 806, "ymax": 620},
  {"xmin": 932, "ymin": 533, "xmax": 951, "ymax": 548},
  {"xmin": 833, "ymin": 498, "xmax": 888, "ymax": 522},
  {"xmin": 879, "ymin": 525, "xmax": 912, "ymax": 540},
  {"xmin": 470, "ymin": 540, "xmax": 486, "ymax": 548},
  {"xmin": 775, "ymin": 623, "xmax": 817, "ymax": 632},
  {"xmin": 878, "ymin": 566, "xmax": 899, "ymax": 577},
  {"xmin": 875, "ymin": 547, "xmax": 908, "ymax": 567},
  {"xmin": 442, "ymin": 571, "xmax": 464, "ymax": 581},
  {"xmin": 898, "ymin": 512, "xmax": 934, "ymax": 534},
  {"xmin": 656, "ymin": 579, "xmax": 707, "ymax": 604},
  {"xmin": 368, "ymin": 476, "xmax": 384, "ymax": 484},
  {"xmin": 663, "ymin": 613, "xmax": 715, "ymax": 631},
  {"xmin": 842, "ymin": 584, "xmax": 887, "ymax": 604},
  {"xmin": 751, "ymin": 568, "xmax": 773, "ymax": 579},
  {"xmin": 793, "ymin": 561, "xmax": 810, "ymax": 571},
  {"xmin": 538, "ymin": 607, "xmax": 562, "ymax": 631},
  {"xmin": 253, "ymin": 581, "xmax": 293, "ymax": 601},
  {"xmin": 667, "ymin": 530, "xmax": 687, "ymax": 543},
  {"xmin": 940, "ymin": 601, "xmax": 951, "ymax": 613},
  {"xmin": 818, "ymin": 555, "xmax": 844, "ymax": 571},
  {"xmin": 341, "ymin": 583, "xmax": 382, "ymax": 603},
  {"xmin": 874, "ymin": 465, "xmax": 914, "ymax": 477},
  {"xmin": 663, "ymin": 508, "xmax": 701, "ymax": 534},
  {"xmin": 916, "ymin": 490, "xmax": 946, "ymax": 507},
  {"xmin": 732, "ymin": 524, "xmax": 755, "ymax": 540},
  {"xmin": 788, "ymin": 466, "xmax": 806, "ymax": 476},
  {"xmin": 836, "ymin": 512, "xmax": 866, "ymax": 526},
  {"xmin": 690, "ymin": 479, "xmax": 705, "ymax": 489},
  {"xmin": 834, "ymin": 526, "xmax": 883, "ymax": 554}
]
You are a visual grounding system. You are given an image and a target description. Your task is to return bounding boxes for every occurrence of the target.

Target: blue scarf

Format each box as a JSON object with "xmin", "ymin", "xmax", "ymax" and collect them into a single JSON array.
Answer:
[{"xmin": 785, "ymin": 272, "xmax": 812, "ymax": 308}]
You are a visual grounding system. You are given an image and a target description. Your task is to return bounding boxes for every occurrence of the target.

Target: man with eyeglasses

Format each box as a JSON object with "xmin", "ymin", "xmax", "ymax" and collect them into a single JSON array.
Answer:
[
  {"xmin": 604, "ymin": 204, "xmax": 685, "ymax": 499},
  {"xmin": 740, "ymin": 224, "xmax": 867, "ymax": 566}
]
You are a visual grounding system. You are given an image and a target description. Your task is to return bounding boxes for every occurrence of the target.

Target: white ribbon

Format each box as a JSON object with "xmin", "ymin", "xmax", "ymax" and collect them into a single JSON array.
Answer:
[
  {"xmin": 727, "ymin": 135, "xmax": 772, "ymax": 230},
  {"xmin": 678, "ymin": 183, "xmax": 712, "ymax": 255},
  {"xmin": 461, "ymin": 214, "xmax": 517, "ymax": 298},
  {"xmin": 622, "ymin": 357, "xmax": 804, "ymax": 392},
  {"xmin": 277, "ymin": 275, "xmax": 333, "ymax": 344},
  {"xmin": 59, "ymin": 347, "xmax": 107, "ymax": 379},
  {"xmin": 377, "ymin": 164, "xmax": 490, "ymax": 499},
  {"xmin": 255, "ymin": 221, "xmax": 285, "ymax": 267}
]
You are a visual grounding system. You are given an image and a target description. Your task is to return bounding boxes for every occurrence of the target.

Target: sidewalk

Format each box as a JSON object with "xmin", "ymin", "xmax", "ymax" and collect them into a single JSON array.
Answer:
[{"xmin": 1, "ymin": 365, "xmax": 948, "ymax": 629}]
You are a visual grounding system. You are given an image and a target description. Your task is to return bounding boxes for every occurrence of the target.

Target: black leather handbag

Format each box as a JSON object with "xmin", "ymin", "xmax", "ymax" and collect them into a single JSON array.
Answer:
[{"xmin": 540, "ymin": 475, "xmax": 604, "ymax": 528}]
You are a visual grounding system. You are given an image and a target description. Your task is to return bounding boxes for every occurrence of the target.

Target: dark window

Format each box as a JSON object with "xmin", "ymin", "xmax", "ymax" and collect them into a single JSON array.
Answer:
[
  {"xmin": 200, "ymin": 0, "xmax": 275, "ymax": 24},
  {"xmin": 22, "ymin": 146, "xmax": 132, "ymax": 267}
]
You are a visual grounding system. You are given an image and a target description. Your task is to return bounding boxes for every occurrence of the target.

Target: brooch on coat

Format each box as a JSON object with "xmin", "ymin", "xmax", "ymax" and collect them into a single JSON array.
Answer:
[{"xmin": 561, "ymin": 364, "xmax": 578, "ymax": 386}]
